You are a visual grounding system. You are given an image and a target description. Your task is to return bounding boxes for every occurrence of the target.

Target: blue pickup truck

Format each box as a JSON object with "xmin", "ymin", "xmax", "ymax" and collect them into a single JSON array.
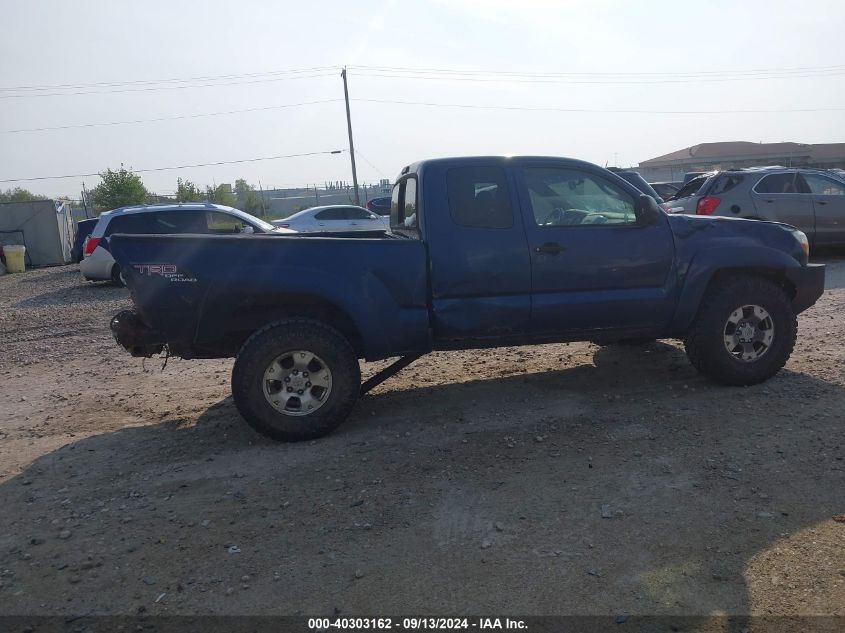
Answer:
[{"xmin": 110, "ymin": 156, "xmax": 825, "ymax": 441}]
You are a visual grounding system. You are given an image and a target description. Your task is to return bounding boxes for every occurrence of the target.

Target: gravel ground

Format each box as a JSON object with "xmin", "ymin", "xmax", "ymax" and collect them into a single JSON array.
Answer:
[{"xmin": 0, "ymin": 259, "xmax": 843, "ymax": 620}]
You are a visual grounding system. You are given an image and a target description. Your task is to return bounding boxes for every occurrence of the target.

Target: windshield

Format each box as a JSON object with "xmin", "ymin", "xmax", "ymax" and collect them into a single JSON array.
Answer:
[{"xmin": 614, "ymin": 171, "xmax": 664, "ymax": 202}]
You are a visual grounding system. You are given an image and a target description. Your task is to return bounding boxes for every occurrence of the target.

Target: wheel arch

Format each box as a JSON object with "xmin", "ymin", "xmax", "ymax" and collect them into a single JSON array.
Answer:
[
  {"xmin": 670, "ymin": 247, "xmax": 800, "ymax": 333},
  {"xmin": 197, "ymin": 292, "xmax": 365, "ymax": 357}
]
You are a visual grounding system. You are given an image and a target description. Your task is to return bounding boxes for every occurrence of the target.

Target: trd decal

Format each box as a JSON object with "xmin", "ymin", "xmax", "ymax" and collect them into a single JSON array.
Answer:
[{"xmin": 132, "ymin": 264, "xmax": 197, "ymax": 283}]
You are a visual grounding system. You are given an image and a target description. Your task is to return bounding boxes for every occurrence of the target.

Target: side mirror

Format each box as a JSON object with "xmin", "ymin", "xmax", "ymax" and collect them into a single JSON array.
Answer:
[{"xmin": 634, "ymin": 194, "xmax": 662, "ymax": 225}]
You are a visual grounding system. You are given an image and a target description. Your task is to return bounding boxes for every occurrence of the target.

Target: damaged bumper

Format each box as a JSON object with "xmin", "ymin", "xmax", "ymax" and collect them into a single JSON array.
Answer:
[
  {"xmin": 785, "ymin": 264, "xmax": 825, "ymax": 314},
  {"xmin": 110, "ymin": 310, "xmax": 166, "ymax": 357}
]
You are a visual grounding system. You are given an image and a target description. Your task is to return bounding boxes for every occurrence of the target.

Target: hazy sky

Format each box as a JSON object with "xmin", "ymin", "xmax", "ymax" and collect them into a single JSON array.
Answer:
[{"xmin": 1, "ymin": 0, "xmax": 844, "ymax": 198}]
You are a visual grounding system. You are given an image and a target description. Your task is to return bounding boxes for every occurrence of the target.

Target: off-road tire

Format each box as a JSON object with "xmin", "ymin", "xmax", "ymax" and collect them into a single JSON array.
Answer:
[
  {"xmin": 231, "ymin": 319, "xmax": 361, "ymax": 441},
  {"xmin": 684, "ymin": 276, "xmax": 796, "ymax": 386},
  {"xmin": 111, "ymin": 264, "xmax": 125, "ymax": 287}
]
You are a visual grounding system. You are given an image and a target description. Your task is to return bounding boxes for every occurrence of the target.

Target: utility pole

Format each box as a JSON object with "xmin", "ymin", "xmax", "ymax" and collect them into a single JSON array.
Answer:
[
  {"xmin": 258, "ymin": 180, "xmax": 267, "ymax": 217},
  {"xmin": 81, "ymin": 182, "xmax": 90, "ymax": 218},
  {"xmin": 340, "ymin": 67, "xmax": 360, "ymax": 205},
  {"xmin": 314, "ymin": 184, "xmax": 320, "ymax": 204}
]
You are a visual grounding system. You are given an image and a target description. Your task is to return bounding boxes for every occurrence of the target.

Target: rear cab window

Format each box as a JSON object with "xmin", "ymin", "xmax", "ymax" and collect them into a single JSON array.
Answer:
[{"xmin": 446, "ymin": 166, "xmax": 513, "ymax": 229}]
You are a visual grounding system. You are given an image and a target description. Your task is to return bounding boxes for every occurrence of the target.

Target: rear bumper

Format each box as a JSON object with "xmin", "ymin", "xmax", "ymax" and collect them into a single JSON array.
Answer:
[
  {"xmin": 110, "ymin": 309, "xmax": 165, "ymax": 357},
  {"xmin": 786, "ymin": 264, "xmax": 825, "ymax": 314}
]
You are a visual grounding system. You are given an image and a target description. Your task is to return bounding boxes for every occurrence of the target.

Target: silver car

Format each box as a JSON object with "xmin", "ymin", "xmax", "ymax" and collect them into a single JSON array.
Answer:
[
  {"xmin": 666, "ymin": 167, "xmax": 845, "ymax": 246},
  {"xmin": 81, "ymin": 203, "xmax": 283, "ymax": 286},
  {"xmin": 271, "ymin": 205, "xmax": 389, "ymax": 233}
]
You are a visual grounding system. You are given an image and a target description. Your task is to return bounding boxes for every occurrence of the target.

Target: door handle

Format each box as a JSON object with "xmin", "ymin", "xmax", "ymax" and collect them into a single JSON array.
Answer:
[
  {"xmin": 816, "ymin": 200, "xmax": 828, "ymax": 205},
  {"xmin": 764, "ymin": 199, "xmax": 775, "ymax": 203},
  {"xmin": 534, "ymin": 242, "xmax": 565, "ymax": 254}
]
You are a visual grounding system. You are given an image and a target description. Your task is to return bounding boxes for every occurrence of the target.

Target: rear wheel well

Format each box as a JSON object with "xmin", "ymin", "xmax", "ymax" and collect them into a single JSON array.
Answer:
[{"xmin": 224, "ymin": 295, "xmax": 364, "ymax": 357}]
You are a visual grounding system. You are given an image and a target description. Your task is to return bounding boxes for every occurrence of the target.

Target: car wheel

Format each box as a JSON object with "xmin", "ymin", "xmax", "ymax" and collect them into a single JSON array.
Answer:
[
  {"xmin": 111, "ymin": 264, "xmax": 126, "ymax": 287},
  {"xmin": 231, "ymin": 318, "xmax": 361, "ymax": 441},
  {"xmin": 684, "ymin": 276, "xmax": 796, "ymax": 386}
]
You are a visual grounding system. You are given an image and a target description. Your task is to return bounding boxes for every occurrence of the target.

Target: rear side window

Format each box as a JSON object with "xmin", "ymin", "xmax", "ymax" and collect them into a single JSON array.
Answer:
[
  {"xmin": 152, "ymin": 210, "xmax": 207, "ymax": 233},
  {"xmin": 104, "ymin": 214, "xmax": 153, "ymax": 235},
  {"xmin": 315, "ymin": 208, "xmax": 346, "ymax": 220},
  {"xmin": 447, "ymin": 166, "xmax": 513, "ymax": 229},
  {"xmin": 674, "ymin": 176, "xmax": 708, "ymax": 199},
  {"xmin": 345, "ymin": 207, "xmax": 374, "ymax": 220},
  {"xmin": 710, "ymin": 174, "xmax": 744, "ymax": 195},
  {"xmin": 755, "ymin": 173, "xmax": 801, "ymax": 194},
  {"xmin": 391, "ymin": 177, "xmax": 418, "ymax": 232}
]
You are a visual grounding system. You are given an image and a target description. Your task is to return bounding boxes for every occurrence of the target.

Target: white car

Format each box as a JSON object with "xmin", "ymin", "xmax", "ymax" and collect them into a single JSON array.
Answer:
[
  {"xmin": 271, "ymin": 205, "xmax": 389, "ymax": 233},
  {"xmin": 81, "ymin": 203, "xmax": 285, "ymax": 286}
]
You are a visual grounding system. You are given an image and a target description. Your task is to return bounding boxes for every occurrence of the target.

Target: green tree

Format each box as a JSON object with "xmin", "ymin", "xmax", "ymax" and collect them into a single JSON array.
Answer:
[
  {"xmin": 205, "ymin": 184, "xmax": 236, "ymax": 207},
  {"xmin": 90, "ymin": 166, "xmax": 148, "ymax": 211},
  {"xmin": 234, "ymin": 178, "xmax": 263, "ymax": 216},
  {"xmin": 175, "ymin": 178, "xmax": 203, "ymax": 202},
  {"xmin": 0, "ymin": 187, "xmax": 46, "ymax": 203}
]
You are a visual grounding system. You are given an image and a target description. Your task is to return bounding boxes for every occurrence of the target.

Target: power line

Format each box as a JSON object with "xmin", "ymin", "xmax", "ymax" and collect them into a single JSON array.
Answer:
[
  {"xmin": 0, "ymin": 72, "xmax": 338, "ymax": 100},
  {"xmin": 0, "ymin": 66, "xmax": 341, "ymax": 92},
  {"xmin": 0, "ymin": 150, "xmax": 345, "ymax": 184},
  {"xmin": 346, "ymin": 63, "xmax": 845, "ymax": 78},
  {"xmin": 353, "ymin": 98, "xmax": 845, "ymax": 114},
  {"xmin": 4, "ymin": 62, "xmax": 842, "ymax": 99},
  {"xmin": 0, "ymin": 98, "xmax": 343, "ymax": 134},
  {"xmin": 349, "ymin": 69, "xmax": 845, "ymax": 85}
]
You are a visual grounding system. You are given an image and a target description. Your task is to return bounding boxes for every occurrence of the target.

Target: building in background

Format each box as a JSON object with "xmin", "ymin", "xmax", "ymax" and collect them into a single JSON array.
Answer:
[
  {"xmin": 637, "ymin": 142, "xmax": 845, "ymax": 181},
  {"xmin": 0, "ymin": 200, "xmax": 76, "ymax": 266}
]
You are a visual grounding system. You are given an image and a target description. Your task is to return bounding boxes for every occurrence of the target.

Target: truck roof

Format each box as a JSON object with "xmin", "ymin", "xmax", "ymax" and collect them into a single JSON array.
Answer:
[{"xmin": 398, "ymin": 155, "xmax": 607, "ymax": 176}]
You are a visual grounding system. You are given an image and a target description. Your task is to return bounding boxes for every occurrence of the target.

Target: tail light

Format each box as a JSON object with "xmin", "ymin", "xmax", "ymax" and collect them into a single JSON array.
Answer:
[
  {"xmin": 83, "ymin": 236, "xmax": 100, "ymax": 257},
  {"xmin": 696, "ymin": 196, "xmax": 721, "ymax": 215}
]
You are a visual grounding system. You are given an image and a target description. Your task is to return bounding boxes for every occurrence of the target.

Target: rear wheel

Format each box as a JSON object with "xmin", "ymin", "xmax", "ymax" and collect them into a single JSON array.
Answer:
[
  {"xmin": 110, "ymin": 264, "xmax": 125, "ymax": 287},
  {"xmin": 684, "ymin": 276, "xmax": 796, "ymax": 386},
  {"xmin": 231, "ymin": 319, "xmax": 361, "ymax": 441}
]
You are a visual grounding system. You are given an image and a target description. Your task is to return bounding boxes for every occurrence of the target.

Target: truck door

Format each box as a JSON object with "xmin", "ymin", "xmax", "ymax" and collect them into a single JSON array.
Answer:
[
  {"xmin": 426, "ymin": 164, "xmax": 532, "ymax": 340},
  {"xmin": 515, "ymin": 162, "xmax": 676, "ymax": 333}
]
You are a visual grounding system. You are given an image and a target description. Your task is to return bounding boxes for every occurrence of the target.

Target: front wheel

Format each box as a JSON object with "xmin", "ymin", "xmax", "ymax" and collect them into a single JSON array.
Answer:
[
  {"xmin": 684, "ymin": 277, "xmax": 797, "ymax": 386},
  {"xmin": 231, "ymin": 319, "xmax": 361, "ymax": 441}
]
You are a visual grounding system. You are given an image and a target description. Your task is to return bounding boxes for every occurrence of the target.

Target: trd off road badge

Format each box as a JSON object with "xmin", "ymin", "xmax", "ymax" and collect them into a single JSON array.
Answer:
[{"xmin": 132, "ymin": 263, "xmax": 197, "ymax": 283}]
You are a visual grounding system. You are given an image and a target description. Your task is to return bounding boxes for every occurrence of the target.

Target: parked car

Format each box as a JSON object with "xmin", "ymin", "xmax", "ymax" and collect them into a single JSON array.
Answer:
[
  {"xmin": 81, "ymin": 203, "xmax": 283, "ymax": 286},
  {"xmin": 365, "ymin": 196, "xmax": 392, "ymax": 216},
  {"xmin": 109, "ymin": 155, "xmax": 824, "ymax": 442},
  {"xmin": 606, "ymin": 168, "xmax": 665, "ymax": 201},
  {"xmin": 649, "ymin": 182, "xmax": 681, "ymax": 201},
  {"xmin": 663, "ymin": 173, "xmax": 713, "ymax": 214},
  {"xmin": 683, "ymin": 171, "xmax": 710, "ymax": 184},
  {"xmin": 665, "ymin": 167, "xmax": 845, "ymax": 246},
  {"xmin": 271, "ymin": 205, "xmax": 389, "ymax": 232},
  {"xmin": 71, "ymin": 217, "xmax": 98, "ymax": 263}
]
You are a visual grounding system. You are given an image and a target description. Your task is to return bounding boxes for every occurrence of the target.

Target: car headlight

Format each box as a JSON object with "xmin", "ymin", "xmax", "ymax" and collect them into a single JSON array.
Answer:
[{"xmin": 791, "ymin": 229, "xmax": 810, "ymax": 258}]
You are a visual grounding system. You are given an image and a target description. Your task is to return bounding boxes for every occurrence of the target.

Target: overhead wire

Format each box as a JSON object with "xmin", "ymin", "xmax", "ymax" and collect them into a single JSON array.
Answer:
[{"xmin": 0, "ymin": 150, "xmax": 345, "ymax": 183}]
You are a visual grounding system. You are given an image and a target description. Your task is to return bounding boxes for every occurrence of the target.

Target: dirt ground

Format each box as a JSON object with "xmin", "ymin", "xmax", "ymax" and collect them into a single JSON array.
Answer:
[{"xmin": 0, "ymin": 258, "xmax": 843, "ymax": 621}]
